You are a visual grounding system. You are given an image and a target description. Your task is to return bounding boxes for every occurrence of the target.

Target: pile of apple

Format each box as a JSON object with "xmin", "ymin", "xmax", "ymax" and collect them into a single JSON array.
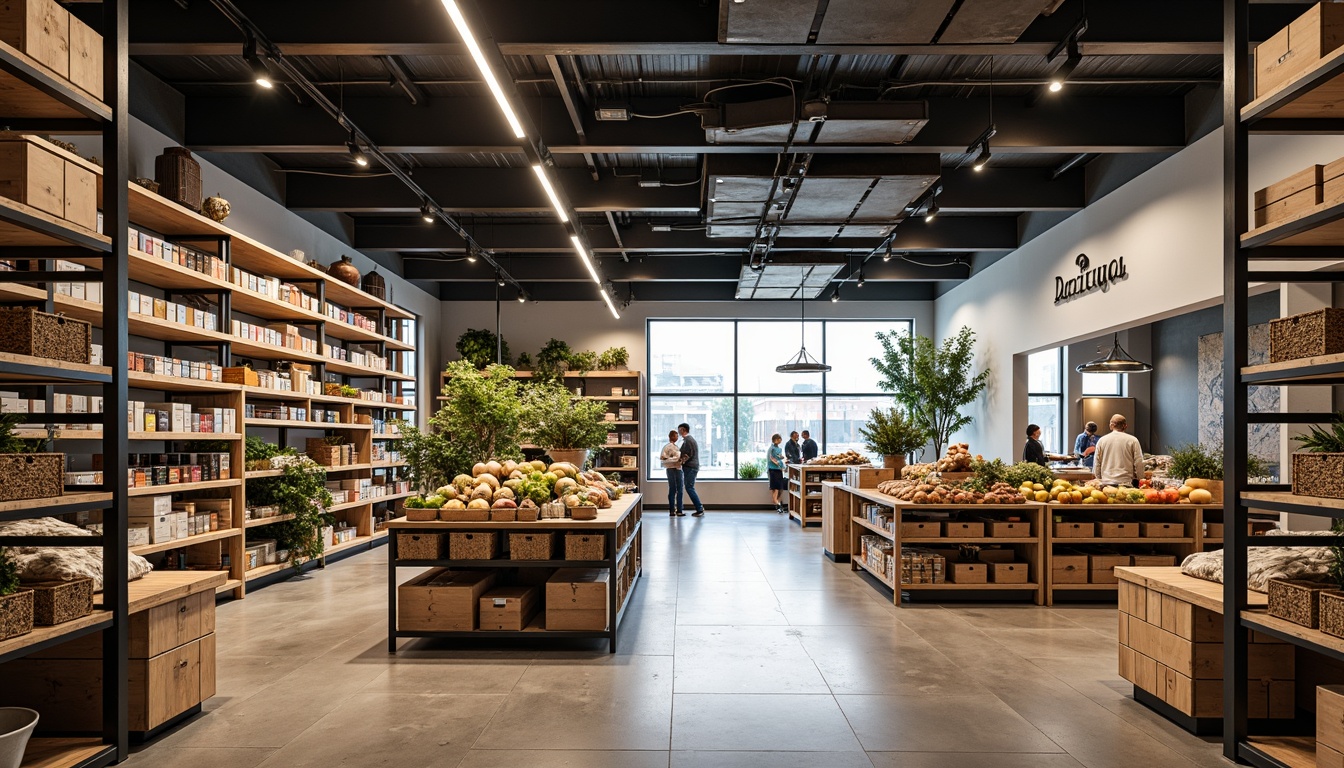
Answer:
[{"xmin": 405, "ymin": 459, "xmax": 623, "ymax": 513}]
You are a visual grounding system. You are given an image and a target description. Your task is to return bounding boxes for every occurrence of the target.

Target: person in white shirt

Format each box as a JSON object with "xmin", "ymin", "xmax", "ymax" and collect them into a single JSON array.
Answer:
[
  {"xmin": 660, "ymin": 430, "xmax": 685, "ymax": 517},
  {"xmin": 1092, "ymin": 414, "xmax": 1145, "ymax": 487}
]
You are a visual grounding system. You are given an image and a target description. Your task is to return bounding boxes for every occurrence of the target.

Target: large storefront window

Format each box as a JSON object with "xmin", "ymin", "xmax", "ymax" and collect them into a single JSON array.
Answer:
[
  {"xmin": 1027, "ymin": 348, "xmax": 1064, "ymax": 453},
  {"xmin": 646, "ymin": 318, "xmax": 914, "ymax": 480}
]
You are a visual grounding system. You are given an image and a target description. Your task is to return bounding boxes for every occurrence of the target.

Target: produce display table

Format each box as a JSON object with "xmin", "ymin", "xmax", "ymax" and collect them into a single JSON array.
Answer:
[
  {"xmin": 788, "ymin": 464, "xmax": 851, "ymax": 526},
  {"xmin": 1114, "ymin": 567, "xmax": 1294, "ymax": 734},
  {"xmin": 386, "ymin": 493, "xmax": 642, "ymax": 653}
]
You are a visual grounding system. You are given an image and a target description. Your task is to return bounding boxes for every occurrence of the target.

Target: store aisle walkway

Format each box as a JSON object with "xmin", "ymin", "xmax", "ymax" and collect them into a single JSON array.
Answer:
[{"xmin": 127, "ymin": 513, "xmax": 1226, "ymax": 768}]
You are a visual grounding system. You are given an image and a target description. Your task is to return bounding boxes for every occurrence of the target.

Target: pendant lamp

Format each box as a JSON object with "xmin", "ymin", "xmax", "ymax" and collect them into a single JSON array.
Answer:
[
  {"xmin": 777, "ymin": 291, "xmax": 830, "ymax": 373},
  {"xmin": 1075, "ymin": 333, "xmax": 1153, "ymax": 374}
]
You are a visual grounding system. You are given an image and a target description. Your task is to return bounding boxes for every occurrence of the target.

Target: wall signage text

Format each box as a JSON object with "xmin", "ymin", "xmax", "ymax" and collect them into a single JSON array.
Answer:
[{"xmin": 1055, "ymin": 253, "xmax": 1128, "ymax": 304}]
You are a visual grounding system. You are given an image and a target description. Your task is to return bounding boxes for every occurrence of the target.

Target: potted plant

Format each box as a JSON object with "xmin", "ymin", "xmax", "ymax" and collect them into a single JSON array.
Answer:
[
  {"xmin": 456, "ymin": 328, "xmax": 510, "ymax": 369},
  {"xmin": 0, "ymin": 549, "xmax": 33, "ymax": 641},
  {"xmin": 244, "ymin": 442, "xmax": 335, "ymax": 570},
  {"xmin": 1293, "ymin": 413, "xmax": 1344, "ymax": 500},
  {"xmin": 1167, "ymin": 443, "xmax": 1225, "ymax": 502},
  {"xmin": 522, "ymin": 379, "xmax": 609, "ymax": 469},
  {"xmin": 0, "ymin": 414, "xmax": 63, "ymax": 503},
  {"xmin": 567, "ymin": 349, "xmax": 598, "ymax": 375},
  {"xmin": 0, "ymin": 707, "xmax": 39, "ymax": 768},
  {"xmin": 871, "ymin": 326, "xmax": 989, "ymax": 458},
  {"xmin": 597, "ymin": 346, "xmax": 629, "ymax": 371},
  {"xmin": 738, "ymin": 459, "xmax": 764, "ymax": 480},
  {"xmin": 535, "ymin": 338, "xmax": 573, "ymax": 383},
  {"xmin": 859, "ymin": 406, "xmax": 929, "ymax": 471}
]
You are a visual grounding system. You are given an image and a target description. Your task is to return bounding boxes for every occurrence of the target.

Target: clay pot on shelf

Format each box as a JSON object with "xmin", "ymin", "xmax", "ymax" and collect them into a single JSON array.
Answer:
[
  {"xmin": 0, "ymin": 708, "xmax": 39, "ymax": 768},
  {"xmin": 883, "ymin": 454, "xmax": 906, "ymax": 472},
  {"xmin": 328, "ymin": 255, "xmax": 361, "ymax": 286},
  {"xmin": 201, "ymin": 195, "xmax": 231, "ymax": 222}
]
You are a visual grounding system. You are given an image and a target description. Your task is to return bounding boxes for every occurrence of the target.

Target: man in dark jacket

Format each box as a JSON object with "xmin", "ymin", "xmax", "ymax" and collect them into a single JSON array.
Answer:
[
  {"xmin": 800, "ymin": 430, "xmax": 819, "ymax": 461},
  {"xmin": 677, "ymin": 422, "xmax": 705, "ymax": 517},
  {"xmin": 784, "ymin": 431, "xmax": 802, "ymax": 465}
]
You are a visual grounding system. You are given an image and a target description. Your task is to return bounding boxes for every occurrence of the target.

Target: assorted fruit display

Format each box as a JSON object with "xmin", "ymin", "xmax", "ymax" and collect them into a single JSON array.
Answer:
[
  {"xmin": 1021, "ymin": 477, "xmax": 1213, "ymax": 505},
  {"xmin": 404, "ymin": 459, "xmax": 624, "ymax": 513},
  {"xmin": 806, "ymin": 450, "xmax": 870, "ymax": 466}
]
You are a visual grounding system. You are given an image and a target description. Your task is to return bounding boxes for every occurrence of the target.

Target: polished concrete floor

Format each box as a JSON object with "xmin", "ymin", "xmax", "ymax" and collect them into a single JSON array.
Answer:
[{"xmin": 128, "ymin": 511, "xmax": 1228, "ymax": 768}]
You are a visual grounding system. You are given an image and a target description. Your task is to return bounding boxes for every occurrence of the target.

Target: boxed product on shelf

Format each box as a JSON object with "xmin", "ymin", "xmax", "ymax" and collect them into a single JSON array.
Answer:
[
  {"xmin": 398, "ymin": 569, "xmax": 498, "ymax": 631},
  {"xmin": 982, "ymin": 518, "xmax": 1031, "ymax": 537},
  {"xmin": 192, "ymin": 499, "xmax": 232, "ymax": 528},
  {"xmin": 128, "ymin": 495, "xmax": 174, "ymax": 543},
  {"xmin": 332, "ymin": 525, "xmax": 356, "ymax": 545},
  {"xmin": 861, "ymin": 504, "xmax": 894, "ymax": 533},
  {"xmin": 479, "ymin": 585, "xmax": 540, "ymax": 631},
  {"xmin": 0, "ymin": 135, "xmax": 97, "ymax": 230},
  {"xmin": 116, "ymin": 451, "xmax": 230, "ymax": 486},
  {"xmin": 244, "ymin": 504, "xmax": 279, "ymax": 522},
  {"xmin": 0, "ymin": 306, "xmax": 91, "ymax": 363},
  {"xmin": 546, "ymin": 569, "xmax": 609, "ymax": 630},
  {"xmin": 900, "ymin": 547, "xmax": 945, "ymax": 585},
  {"xmin": 127, "ymin": 291, "xmax": 218, "ymax": 331},
  {"xmin": 128, "ymin": 351, "xmax": 222, "ymax": 382}
]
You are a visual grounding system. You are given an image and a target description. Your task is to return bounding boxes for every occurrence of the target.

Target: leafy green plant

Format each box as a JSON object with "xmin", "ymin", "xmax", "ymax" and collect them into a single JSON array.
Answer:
[
  {"xmin": 738, "ymin": 459, "xmax": 765, "ymax": 480},
  {"xmin": 970, "ymin": 457, "xmax": 1055, "ymax": 489},
  {"xmin": 245, "ymin": 444, "xmax": 334, "ymax": 570},
  {"xmin": 1168, "ymin": 443, "xmax": 1222, "ymax": 480},
  {"xmin": 1299, "ymin": 415, "xmax": 1344, "ymax": 454},
  {"xmin": 0, "ymin": 548, "xmax": 19, "ymax": 597},
  {"xmin": 521, "ymin": 380, "xmax": 610, "ymax": 451},
  {"xmin": 535, "ymin": 338, "xmax": 573, "ymax": 384},
  {"xmin": 339, "ymin": 385, "xmax": 359, "ymax": 398},
  {"xmin": 515, "ymin": 352, "xmax": 532, "ymax": 371},
  {"xmin": 456, "ymin": 328, "xmax": 509, "ymax": 369},
  {"xmin": 568, "ymin": 349, "xmax": 598, "ymax": 375},
  {"xmin": 397, "ymin": 420, "xmax": 454, "ymax": 495},
  {"xmin": 432, "ymin": 360, "xmax": 525, "ymax": 474},
  {"xmin": 871, "ymin": 326, "xmax": 989, "ymax": 457},
  {"xmin": 859, "ymin": 407, "xmax": 928, "ymax": 458},
  {"xmin": 0, "ymin": 413, "xmax": 49, "ymax": 453},
  {"xmin": 597, "ymin": 346, "xmax": 629, "ymax": 370}
]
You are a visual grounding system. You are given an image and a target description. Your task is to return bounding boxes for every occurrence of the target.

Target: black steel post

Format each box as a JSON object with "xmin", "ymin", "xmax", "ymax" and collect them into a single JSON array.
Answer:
[
  {"xmin": 387, "ymin": 529, "xmax": 399, "ymax": 653},
  {"xmin": 1221, "ymin": 0, "xmax": 1250, "ymax": 761}
]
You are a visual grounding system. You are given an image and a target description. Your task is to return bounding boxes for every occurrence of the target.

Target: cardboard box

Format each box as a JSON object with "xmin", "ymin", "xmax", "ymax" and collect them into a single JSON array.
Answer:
[
  {"xmin": 479, "ymin": 585, "xmax": 540, "ymax": 631},
  {"xmin": 397, "ymin": 569, "xmax": 497, "ymax": 631},
  {"xmin": 947, "ymin": 561, "xmax": 987, "ymax": 584},
  {"xmin": 545, "ymin": 568, "xmax": 609, "ymax": 630},
  {"xmin": 989, "ymin": 562, "xmax": 1030, "ymax": 584},
  {"xmin": 1255, "ymin": 3, "xmax": 1344, "ymax": 98}
]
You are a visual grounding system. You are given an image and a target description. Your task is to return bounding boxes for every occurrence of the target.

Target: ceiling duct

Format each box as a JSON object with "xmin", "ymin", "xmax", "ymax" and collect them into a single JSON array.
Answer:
[
  {"xmin": 735, "ymin": 255, "xmax": 847, "ymax": 300},
  {"xmin": 703, "ymin": 99, "xmax": 928, "ymax": 145},
  {"xmin": 719, "ymin": 0, "xmax": 1058, "ymax": 44},
  {"xmin": 706, "ymin": 154, "xmax": 940, "ymax": 240}
]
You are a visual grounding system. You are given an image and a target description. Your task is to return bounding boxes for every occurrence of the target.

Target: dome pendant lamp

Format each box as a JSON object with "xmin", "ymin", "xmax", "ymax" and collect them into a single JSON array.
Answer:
[
  {"xmin": 776, "ymin": 290, "xmax": 830, "ymax": 373},
  {"xmin": 1075, "ymin": 333, "xmax": 1153, "ymax": 374}
]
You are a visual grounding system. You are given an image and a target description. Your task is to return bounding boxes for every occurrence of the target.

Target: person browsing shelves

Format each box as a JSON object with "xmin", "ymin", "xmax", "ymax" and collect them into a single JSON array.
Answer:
[
  {"xmin": 784, "ymin": 431, "xmax": 802, "ymax": 465},
  {"xmin": 1093, "ymin": 414, "xmax": 1145, "ymax": 487}
]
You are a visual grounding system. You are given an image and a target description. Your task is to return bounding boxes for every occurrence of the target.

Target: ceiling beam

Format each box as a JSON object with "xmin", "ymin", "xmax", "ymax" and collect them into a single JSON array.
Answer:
[
  {"xmin": 185, "ymin": 95, "xmax": 1187, "ymax": 155},
  {"xmin": 404, "ymin": 254, "xmax": 970, "ymax": 282},
  {"xmin": 439, "ymin": 281, "xmax": 939, "ymax": 303},
  {"xmin": 358, "ymin": 216, "xmax": 1020, "ymax": 254}
]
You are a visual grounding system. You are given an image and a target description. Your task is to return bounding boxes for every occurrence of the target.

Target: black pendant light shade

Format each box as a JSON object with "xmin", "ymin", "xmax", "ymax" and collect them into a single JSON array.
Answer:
[
  {"xmin": 1075, "ymin": 333, "xmax": 1153, "ymax": 374},
  {"xmin": 777, "ymin": 290, "xmax": 831, "ymax": 373}
]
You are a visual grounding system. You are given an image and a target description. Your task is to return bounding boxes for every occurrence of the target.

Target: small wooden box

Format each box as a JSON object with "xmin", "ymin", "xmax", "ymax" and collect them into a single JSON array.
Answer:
[
  {"xmin": 1131, "ymin": 555, "xmax": 1178, "ymax": 568},
  {"xmin": 1052, "ymin": 554, "xmax": 1089, "ymax": 584},
  {"xmin": 448, "ymin": 531, "xmax": 498, "ymax": 560},
  {"xmin": 403, "ymin": 508, "xmax": 439, "ymax": 522},
  {"xmin": 546, "ymin": 568, "xmax": 609, "ymax": 631},
  {"xmin": 509, "ymin": 532, "xmax": 556, "ymax": 560},
  {"xmin": 0, "ymin": 136, "xmax": 65, "ymax": 219},
  {"xmin": 398, "ymin": 568, "xmax": 497, "ymax": 631},
  {"xmin": 565, "ymin": 533, "xmax": 605, "ymax": 561},
  {"xmin": 1205, "ymin": 522, "xmax": 1225, "ymax": 539},
  {"xmin": 0, "ymin": 306, "xmax": 90, "ymax": 363},
  {"xmin": 1253, "ymin": 164, "xmax": 1323, "ymax": 227},
  {"xmin": 1293, "ymin": 452, "xmax": 1344, "ymax": 499},
  {"xmin": 29, "ymin": 578, "xmax": 92, "ymax": 626},
  {"xmin": 479, "ymin": 586, "xmax": 540, "ymax": 631},
  {"xmin": 0, "ymin": 0, "xmax": 69, "ymax": 78},
  {"xmin": 488, "ymin": 507, "xmax": 517, "ymax": 522},
  {"xmin": 1255, "ymin": 2, "xmax": 1344, "ymax": 98},
  {"xmin": 900, "ymin": 521, "xmax": 939, "ymax": 539},
  {"xmin": 1321, "ymin": 685, "xmax": 1344, "ymax": 757},
  {"xmin": 1053, "ymin": 521, "xmax": 1095, "ymax": 538},
  {"xmin": 989, "ymin": 562, "xmax": 1030, "ymax": 584},
  {"xmin": 844, "ymin": 466, "xmax": 894, "ymax": 489},
  {"xmin": 570, "ymin": 505, "xmax": 598, "ymax": 521},
  {"xmin": 947, "ymin": 561, "xmax": 987, "ymax": 584},
  {"xmin": 985, "ymin": 520, "xmax": 1030, "ymax": 538},
  {"xmin": 1099, "ymin": 522, "xmax": 1139, "ymax": 538},
  {"xmin": 1141, "ymin": 522, "xmax": 1186, "ymax": 538},
  {"xmin": 1270, "ymin": 308, "xmax": 1344, "ymax": 363},
  {"xmin": 943, "ymin": 521, "xmax": 984, "ymax": 538},
  {"xmin": 395, "ymin": 533, "xmax": 443, "ymax": 561},
  {"xmin": 222, "ymin": 367, "xmax": 260, "ymax": 386}
]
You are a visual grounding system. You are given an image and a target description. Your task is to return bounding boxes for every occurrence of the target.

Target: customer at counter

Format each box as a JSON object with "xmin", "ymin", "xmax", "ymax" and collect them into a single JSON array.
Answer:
[
  {"xmin": 1073, "ymin": 422, "xmax": 1100, "ymax": 469},
  {"xmin": 1093, "ymin": 413, "xmax": 1144, "ymax": 486},
  {"xmin": 1023, "ymin": 424, "xmax": 1072, "ymax": 467}
]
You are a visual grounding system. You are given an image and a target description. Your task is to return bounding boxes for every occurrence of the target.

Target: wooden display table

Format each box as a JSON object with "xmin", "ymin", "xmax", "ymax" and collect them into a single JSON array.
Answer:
[
  {"xmin": 1115, "ymin": 567, "xmax": 1295, "ymax": 733},
  {"xmin": 787, "ymin": 464, "xmax": 850, "ymax": 526},
  {"xmin": 386, "ymin": 494, "xmax": 642, "ymax": 653},
  {"xmin": 0, "ymin": 570, "xmax": 224, "ymax": 739}
]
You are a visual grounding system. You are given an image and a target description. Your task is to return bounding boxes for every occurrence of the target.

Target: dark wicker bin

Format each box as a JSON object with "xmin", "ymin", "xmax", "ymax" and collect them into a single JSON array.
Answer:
[
  {"xmin": 29, "ymin": 578, "xmax": 94, "ymax": 626},
  {"xmin": 1292, "ymin": 453, "xmax": 1344, "ymax": 500},
  {"xmin": 1322, "ymin": 591, "xmax": 1344, "ymax": 639},
  {"xmin": 0, "ymin": 589, "xmax": 34, "ymax": 641},
  {"xmin": 1270, "ymin": 308, "xmax": 1344, "ymax": 363},
  {"xmin": 0, "ymin": 307, "xmax": 91, "ymax": 364},
  {"xmin": 1267, "ymin": 578, "xmax": 1331, "ymax": 628},
  {"xmin": 0, "ymin": 453, "xmax": 64, "ymax": 502}
]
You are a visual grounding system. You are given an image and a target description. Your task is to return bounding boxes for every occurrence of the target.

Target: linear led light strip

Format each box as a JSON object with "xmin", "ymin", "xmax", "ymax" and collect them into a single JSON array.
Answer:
[{"xmin": 532, "ymin": 164, "xmax": 568, "ymax": 223}]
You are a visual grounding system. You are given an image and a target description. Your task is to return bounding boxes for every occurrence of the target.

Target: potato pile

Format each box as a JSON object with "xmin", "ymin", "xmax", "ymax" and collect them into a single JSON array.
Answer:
[
  {"xmin": 935, "ymin": 443, "xmax": 979, "ymax": 472},
  {"xmin": 807, "ymin": 450, "xmax": 869, "ymax": 466},
  {"xmin": 901, "ymin": 462, "xmax": 935, "ymax": 479},
  {"xmin": 875, "ymin": 479, "xmax": 1026, "ymax": 505}
]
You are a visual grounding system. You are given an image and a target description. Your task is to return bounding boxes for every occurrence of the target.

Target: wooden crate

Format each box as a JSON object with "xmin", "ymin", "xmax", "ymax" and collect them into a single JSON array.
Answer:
[
  {"xmin": 1052, "ymin": 554, "xmax": 1089, "ymax": 584},
  {"xmin": 479, "ymin": 586, "xmax": 540, "ymax": 631},
  {"xmin": 900, "ymin": 521, "xmax": 939, "ymax": 539},
  {"xmin": 488, "ymin": 507, "xmax": 516, "ymax": 522},
  {"xmin": 1253, "ymin": 164, "xmax": 1324, "ymax": 227},
  {"xmin": 509, "ymin": 532, "xmax": 556, "ymax": 560},
  {"xmin": 1053, "ymin": 521, "xmax": 1095, "ymax": 538},
  {"xmin": 989, "ymin": 562, "xmax": 1029, "ymax": 584},
  {"xmin": 29, "ymin": 578, "xmax": 92, "ymax": 626},
  {"xmin": 1270, "ymin": 308, "xmax": 1344, "ymax": 363},
  {"xmin": 0, "ymin": 0, "xmax": 69, "ymax": 78},
  {"xmin": 844, "ymin": 466, "xmax": 894, "ymax": 489},
  {"xmin": 1090, "ymin": 555, "xmax": 1131, "ymax": 585},
  {"xmin": 947, "ymin": 561, "xmax": 987, "ymax": 584},
  {"xmin": 222, "ymin": 367, "xmax": 260, "ymax": 386},
  {"xmin": 1266, "ymin": 578, "xmax": 1329, "ymax": 628},
  {"xmin": 1320, "ymin": 685, "xmax": 1344, "ymax": 756},
  {"xmin": 395, "ymin": 533, "xmax": 443, "ymax": 561},
  {"xmin": 0, "ymin": 452, "xmax": 62, "ymax": 502},
  {"xmin": 0, "ymin": 306, "xmax": 90, "ymax": 363},
  {"xmin": 1099, "ymin": 522, "xmax": 1139, "ymax": 538},
  {"xmin": 440, "ymin": 507, "xmax": 488, "ymax": 522},
  {"xmin": 943, "ymin": 521, "xmax": 985, "ymax": 538},
  {"xmin": 565, "ymin": 533, "xmax": 605, "ymax": 561},
  {"xmin": 448, "ymin": 531, "xmax": 498, "ymax": 560},
  {"xmin": 984, "ymin": 520, "xmax": 1030, "ymax": 537},
  {"xmin": 397, "ymin": 568, "xmax": 497, "ymax": 631},
  {"xmin": 66, "ymin": 11, "xmax": 100, "ymax": 99},
  {"xmin": 1141, "ymin": 522, "xmax": 1186, "ymax": 538},
  {"xmin": 1256, "ymin": 2, "xmax": 1344, "ymax": 98},
  {"xmin": 1293, "ymin": 452, "xmax": 1344, "ymax": 500}
]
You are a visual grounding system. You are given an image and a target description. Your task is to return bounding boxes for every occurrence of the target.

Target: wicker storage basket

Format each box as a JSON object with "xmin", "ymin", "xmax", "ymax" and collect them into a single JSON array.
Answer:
[
  {"xmin": 396, "ymin": 533, "xmax": 443, "ymax": 560},
  {"xmin": 28, "ymin": 578, "xmax": 93, "ymax": 626},
  {"xmin": 1322, "ymin": 591, "xmax": 1344, "ymax": 638},
  {"xmin": 1267, "ymin": 578, "xmax": 1331, "ymax": 628},
  {"xmin": 565, "ymin": 533, "xmax": 606, "ymax": 561},
  {"xmin": 448, "ymin": 532, "xmax": 498, "ymax": 560},
  {"xmin": 509, "ymin": 532, "xmax": 556, "ymax": 560},
  {"xmin": 305, "ymin": 439, "xmax": 342, "ymax": 467},
  {"xmin": 0, "ymin": 589, "xmax": 34, "ymax": 641},
  {"xmin": 570, "ymin": 505, "xmax": 598, "ymax": 521},
  {"xmin": 489, "ymin": 507, "xmax": 516, "ymax": 522},
  {"xmin": 1270, "ymin": 308, "xmax": 1344, "ymax": 363},
  {"xmin": 0, "ymin": 307, "xmax": 91, "ymax": 363},
  {"xmin": 155, "ymin": 146, "xmax": 202, "ymax": 211},
  {"xmin": 0, "ymin": 453, "xmax": 63, "ymax": 502},
  {"xmin": 1293, "ymin": 453, "xmax": 1344, "ymax": 500},
  {"xmin": 516, "ymin": 506, "xmax": 539, "ymax": 522}
]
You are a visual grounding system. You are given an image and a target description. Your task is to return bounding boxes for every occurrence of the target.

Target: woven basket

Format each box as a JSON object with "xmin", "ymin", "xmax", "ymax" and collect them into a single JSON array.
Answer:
[
  {"xmin": 515, "ymin": 506, "xmax": 539, "ymax": 522},
  {"xmin": 0, "ymin": 307, "xmax": 91, "ymax": 363},
  {"xmin": 1293, "ymin": 453, "xmax": 1344, "ymax": 500},
  {"xmin": 509, "ymin": 532, "xmax": 555, "ymax": 560},
  {"xmin": 0, "ymin": 589, "xmax": 34, "ymax": 641},
  {"xmin": 29, "ymin": 578, "xmax": 93, "ymax": 626},
  {"xmin": 396, "ymin": 533, "xmax": 443, "ymax": 560},
  {"xmin": 565, "ymin": 533, "xmax": 605, "ymax": 561},
  {"xmin": 0, "ymin": 453, "xmax": 63, "ymax": 502},
  {"xmin": 1267, "ymin": 578, "xmax": 1331, "ymax": 628},
  {"xmin": 1322, "ymin": 591, "xmax": 1344, "ymax": 639},
  {"xmin": 1270, "ymin": 308, "xmax": 1344, "ymax": 363},
  {"xmin": 306, "ymin": 439, "xmax": 343, "ymax": 467},
  {"xmin": 155, "ymin": 146, "xmax": 202, "ymax": 211},
  {"xmin": 448, "ymin": 532, "xmax": 498, "ymax": 560}
]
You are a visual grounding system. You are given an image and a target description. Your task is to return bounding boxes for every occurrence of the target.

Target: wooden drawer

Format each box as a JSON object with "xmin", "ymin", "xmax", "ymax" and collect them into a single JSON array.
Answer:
[
  {"xmin": 130, "ymin": 589, "xmax": 213, "ymax": 658},
  {"xmin": 131, "ymin": 637, "xmax": 202, "ymax": 731},
  {"xmin": 0, "ymin": 0, "xmax": 69, "ymax": 78}
]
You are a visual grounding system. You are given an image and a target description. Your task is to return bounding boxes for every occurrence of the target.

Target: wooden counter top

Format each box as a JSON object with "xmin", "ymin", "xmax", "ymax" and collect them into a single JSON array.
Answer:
[
  {"xmin": 98, "ymin": 570, "xmax": 227, "ymax": 614},
  {"xmin": 1115, "ymin": 566, "xmax": 1266, "ymax": 614},
  {"xmin": 386, "ymin": 493, "xmax": 641, "ymax": 531}
]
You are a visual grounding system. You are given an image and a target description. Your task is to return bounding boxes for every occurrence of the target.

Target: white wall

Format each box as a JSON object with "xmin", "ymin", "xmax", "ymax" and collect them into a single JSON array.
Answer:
[
  {"xmin": 933, "ymin": 129, "xmax": 1344, "ymax": 460},
  {"xmin": 440, "ymin": 298, "xmax": 933, "ymax": 506}
]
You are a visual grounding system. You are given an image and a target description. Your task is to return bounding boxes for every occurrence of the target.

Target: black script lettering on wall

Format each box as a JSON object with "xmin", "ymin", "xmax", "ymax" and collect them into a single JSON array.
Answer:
[{"xmin": 1054, "ymin": 253, "xmax": 1129, "ymax": 304}]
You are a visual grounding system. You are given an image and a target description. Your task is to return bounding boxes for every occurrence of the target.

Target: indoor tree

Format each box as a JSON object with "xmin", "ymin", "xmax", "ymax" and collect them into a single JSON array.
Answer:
[
  {"xmin": 416, "ymin": 360, "xmax": 526, "ymax": 480},
  {"xmin": 859, "ymin": 406, "xmax": 929, "ymax": 462},
  {"xmin": 520, "ymin": 379, "xmax": 610, "ymax": 457},
  {"xmin": 870, "ymin": 325, "xmax": 989, "ymax": 457}
]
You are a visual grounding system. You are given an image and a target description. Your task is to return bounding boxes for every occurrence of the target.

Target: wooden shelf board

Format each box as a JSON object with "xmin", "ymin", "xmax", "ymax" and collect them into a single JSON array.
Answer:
[
  {"xmin": 0, "ymin": 351, "xmax": 111, "ymax": 383},
  {"xmin": 1050, "ymin": 537, "xmax": 1194, "ymax": 544},
  {"xmin": 229, "ymin": 337, "xmax": 325, "ymax": 366},
  {"xmin": 1242, "ymin": 195, "xmax": 1344, "ymax": 250},
  {"xmin": 0, "ymin": 492, "xmax": 112, "ymax": 516},
  {"xmin": 1051, "ymin": 583, "xmax": 1120, "ymax": 591},
  {"xmin": 905, "ymin": 582, "xmax": 1040, "ymax": 590},
  {"xmin": 120, "ymin": 570, "xmax": 227, "ymax": 613},
  {"xmin": 128, "ymin": 431, "xmax": 241, "ymax": 441},
  {"xmin": 372, "ymin": 432, "xmax": 403, "ymax": 439},
  {"xmin": 1243, "ymin": 609, "xmax": 1344, "ymax": 661},
  {"xmin": 328, "ymin": 498, "xmax": 373, "ymax": 513},
  {"xmin": 129, "ymin": 371, "xmax": 241, "ymax": 393},
  {"xmin": 216, "ymin": 578, "xmax": 243, "ymax": 595},
  {"xmin": 592, "ymin": 466, "xmax": 638, "ymax": 472},
  {"xmin": 124, "ymin": 311, "xmax": 232, "ymax": 346},
  {"xmin": 372, "ymin": 461, "xmax": 407, "ymax": 469},
  {"xmin": 1243, "ymin": 490, "xmax": 1344, "ymax": 516},
  {"xmin": 0, "ymin": 38, "xmax": 111, "ymax": 121},
  {"xmin": 323, "ymin": 463, "xmax": 373, "ymax": 473},
  {"xmin": 325, "ymin": 358, "xmax": 413, "ymax": 380},
  {"xmin": 852, "ymin": 557, "xmax": 896, "ymax": 590},
  {"xmin": 127, "ymin": 478, "xmax": 241, "ymax": 496},
  {"xmin": 906, "ymin": 537, "xmax": 1039, "ymax": 544},
  {"xmin": 245, "ymin": 418, "xmax": 371, "ymax": 430},
  {"xmin": 0, "ymin": 610, "xmax": 111, "ymax": 661},
  {"xmin": 852, "ymin": 516, "xmax": 895, "ymax": 541},
  {"xmin": 18, "ymin": 738, "xmax": 114, "ymax": 768},
  {"xmin": 130, "ymin": 527, "xmax": 241, "ymax": 556},
  {"xmin": 244, "ymin": 513, "xmax": 296, "ymax": 528},
  {"xmin": 1242, "ymin": 41, "xmax": 1344, "ymax": 122},
  {"xmin": 1243, "ymin": 736, "xmax": 1317, "ymax": 768},
  {"xmin": 14, "ymin": 429, "xmax": 101, "ymax": 440},
  {"xmin": 583, "ymin": 395, "xmax": 638, "ymax": 401},
  {"xmin": 1241, "ymin": 352, "xmax": 1344, "ymax": 385},
  {"xmin": 323, "ymin": 319, "xmax": 412, "ymax": 350},
  {"xmin": 0, "ymin": 195, "xmax": 110, "ymax": 250}
]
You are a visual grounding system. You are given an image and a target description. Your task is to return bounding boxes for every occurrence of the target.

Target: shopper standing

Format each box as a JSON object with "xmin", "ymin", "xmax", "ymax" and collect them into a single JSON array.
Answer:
[
  {"xmin": 767, "ymin": 433, "xmax": 787, "ymax": 513},
  {"xmin": 800, "ymin": 430, "xmax": 819, "ymax": 462},
  {"xmin": 677, "ymin": 422, "xmax": 705, "ymax": 517},
  {"xmin": 784, "ymin": 431, "xmax": 802, "ymax": 465},
  {"xmin": 660, "ymin": 429, "xmax": 684, "ymax": 517},
  {"xmin": 1093, "ymin": 414, "xmax": 1145, "ymax": 487},
  {"xmin": 1073, "ymin": 422, "xmax": 1100, "ymax": 469}
]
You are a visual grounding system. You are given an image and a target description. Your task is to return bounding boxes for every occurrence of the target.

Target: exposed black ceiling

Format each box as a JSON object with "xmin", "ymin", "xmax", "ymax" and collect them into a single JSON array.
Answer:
[{"xmin": 110, "ymin": 0, "xmax": 1308, "ymax": 302}]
